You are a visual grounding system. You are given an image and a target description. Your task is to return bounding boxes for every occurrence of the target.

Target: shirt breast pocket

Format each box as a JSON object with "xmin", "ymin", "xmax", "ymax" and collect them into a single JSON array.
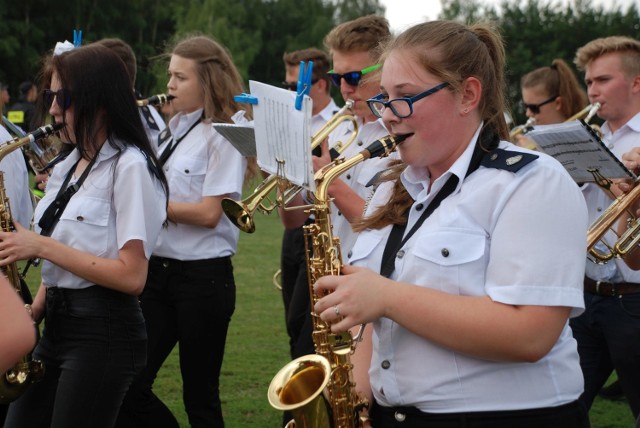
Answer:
[
  {"xmin": 410, "ymin": 228, "xmax": 487, "ymax": 295},
  {"xmin": 347, "ymin": 229, "xmax": 386, "ymax": 266},
  {"xmin": 58, "ymin": 196, "xmax": 110, "ymax": 256},
  {"xmin": 170, "ymin": 155, "xmax": 207, "ymax": 199}
]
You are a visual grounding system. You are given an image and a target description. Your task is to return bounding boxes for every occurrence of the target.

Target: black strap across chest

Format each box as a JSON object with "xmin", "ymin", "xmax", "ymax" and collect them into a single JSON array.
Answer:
[
  {"xmin": 158, "ymin": 118, "xmax": 201, "ymax": 165},
  {"xmin": 379, "ymin": 132, "xmax": 498, "ymax": 278}
]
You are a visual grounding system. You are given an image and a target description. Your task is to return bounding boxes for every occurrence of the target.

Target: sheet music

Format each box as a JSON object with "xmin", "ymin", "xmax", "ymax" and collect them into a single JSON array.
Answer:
[
  {"xmin": 249, "ymin": 80, "xmax": 314, "ymax": 190},
  {"xmin": 526, "ymin": 120, "xmax": 634, "ymax": 182},
  {"xmin": 213, "ymin": 123, "xmax": 256, "ymax": 157}
]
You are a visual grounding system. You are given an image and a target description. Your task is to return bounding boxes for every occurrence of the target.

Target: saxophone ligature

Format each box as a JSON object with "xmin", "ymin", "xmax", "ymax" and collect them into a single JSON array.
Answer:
[
  {"xmin": 222, "ymin": 100, "xmax": 357, "ymax": 233},
  {"xmin": 267, "ymin": 133, "xmax": 406, "ymax": 428},
  {"xmin": 136, "ymin": 93, "xmax": 175, "ymax": 107},
  {"xmin": 0, "ymin": 123, "xmax": 62, "ymax": 403}
]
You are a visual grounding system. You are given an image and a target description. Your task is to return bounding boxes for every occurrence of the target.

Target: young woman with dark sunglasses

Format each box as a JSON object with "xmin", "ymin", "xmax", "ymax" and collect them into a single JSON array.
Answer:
[
  {"xmin": 514, "ymin": 58, "xmax": 588, "ymax": 148},
  {"xmin": 0, "ymin": 44, "xmax": 168, "ymax": 428}
]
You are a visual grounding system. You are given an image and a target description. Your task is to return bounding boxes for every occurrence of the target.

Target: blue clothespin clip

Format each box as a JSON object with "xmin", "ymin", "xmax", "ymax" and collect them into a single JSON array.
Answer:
[
  {"xmin": 73, "ymin": 30, "xmax": 83, "ymax": 48},
  {"xmin": 295, "ymin": 61, "xmax": 313, "ymax": 111},
  {"xmin": 234, "ymin": 93, "xmax": 258, "ymax": 105}
]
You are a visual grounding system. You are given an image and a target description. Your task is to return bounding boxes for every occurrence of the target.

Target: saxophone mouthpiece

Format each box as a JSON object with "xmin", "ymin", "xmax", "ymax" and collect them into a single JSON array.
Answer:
[
  {"xmin": 137, "ymin": 94, "xmax": 175, "ymax": 107},
  {"xmin": 364, "ymin": 134, "xmax": 408, "ymax": 159},
  {"xmin": 28, "ymin": 123, "xmax": 64, "ymax": 143}
]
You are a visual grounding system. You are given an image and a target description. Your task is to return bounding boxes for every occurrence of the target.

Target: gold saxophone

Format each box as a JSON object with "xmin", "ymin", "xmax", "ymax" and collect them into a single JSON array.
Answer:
[
  {"xmin": 0, "ymin": 123, "xmax": 63, "ymax": 403},
  {"xmin": 268, "ymin": 134, "xmax": 405, "ymax": 428}
]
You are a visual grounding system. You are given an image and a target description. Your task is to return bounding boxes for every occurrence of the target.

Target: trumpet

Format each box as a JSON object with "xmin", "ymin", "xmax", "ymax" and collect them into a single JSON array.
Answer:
[
  {"xmin": 222, "ymin": 100, "xmax": 357, "ymax": 233},
  {"xmin": 567, "ymin": 102, "xmax": 601, "ymax": 123},
  {"xmin": 2, "ymin": 116, "xmax": 63, "ymax": 175},
  {"xmin": 136, "ymin": 93, "xmax": 174, "ymax": 107},
  {"xmin": 509, "ymin": 117, "xmax": 536, "ymax": 139}
]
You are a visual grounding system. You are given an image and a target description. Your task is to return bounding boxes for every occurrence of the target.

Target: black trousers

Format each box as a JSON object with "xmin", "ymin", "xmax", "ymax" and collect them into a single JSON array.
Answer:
[
  {"xmin": 280, "ymin": 224, "xmax": 314, "ymax": 359},
  {"xmin": 116, "ymin": 256, "xmax": 236, "ymax": 428},
  {"xmin": 5, "ymin": 286, "xmax": 146, "ymax": 428},
  {"xmin": 369, "ymin": 400, "xmax": 589, "ymax": 428},
  {"xmin": 570, "ymin": 290, "xmax": 640, "ymax": 418}
]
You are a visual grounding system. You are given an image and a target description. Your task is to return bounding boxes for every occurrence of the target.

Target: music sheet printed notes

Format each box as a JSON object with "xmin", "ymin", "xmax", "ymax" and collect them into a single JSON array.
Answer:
[
  {"xmin": 249, "ymin": 80, "xmax": 314, "ymax": 190},
  {"xmin": 527, "ymin": 120, "xmax": 635, "ymax": 183},
  {"xmin": 212, "ymin": 123, "xmax": 257, "ymax": 157}
]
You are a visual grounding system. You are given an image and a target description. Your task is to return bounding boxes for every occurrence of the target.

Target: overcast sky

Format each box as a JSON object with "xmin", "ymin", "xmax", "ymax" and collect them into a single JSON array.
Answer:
[{"xmin": 380, "ymin": 0, "xmax": 640, "ymax": 33}]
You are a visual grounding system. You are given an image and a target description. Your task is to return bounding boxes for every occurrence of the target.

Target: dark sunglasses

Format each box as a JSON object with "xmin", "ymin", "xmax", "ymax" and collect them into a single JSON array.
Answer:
[
  {"xmin": 327, "ymin": 64, "xmax": 382, "ymax": 88},
  {"xmin": 43, "ymin": 89, "xmax": 72, "ymax": 109},
  {"xmin": 521, "ymin": 94, "xmax": 557, "ymax": 114},
  {"xmin": 281, "ymin": 79, "xmax": 319, "ymax": 92}
]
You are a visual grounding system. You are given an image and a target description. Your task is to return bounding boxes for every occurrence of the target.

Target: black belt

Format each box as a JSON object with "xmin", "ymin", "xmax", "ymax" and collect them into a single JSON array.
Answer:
[
  {"xmin": 150, "ymin": 255, "xmax": 231, "ymax": 269},
  {"xmin": 584, "ymin": 277, "xmax": 640, "ymax": 296}
]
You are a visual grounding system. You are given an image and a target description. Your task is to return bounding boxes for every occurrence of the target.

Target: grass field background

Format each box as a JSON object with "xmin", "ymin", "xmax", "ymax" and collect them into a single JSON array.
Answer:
[{"xmin": 20, "ymin": 181, "xmax": 636, "ymax": 427}]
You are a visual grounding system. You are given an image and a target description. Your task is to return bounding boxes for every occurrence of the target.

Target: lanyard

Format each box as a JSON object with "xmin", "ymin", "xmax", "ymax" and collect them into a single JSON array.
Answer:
[
  {"xmin": 379, "ymin": 137, "xmax": 490, "ymax": 278},
  {"xmin": 37, "ymin": 153, "xmax": 98, "ymax": 237},
  {"xmin": 158, "ymin": 118, "xmax": 202, "ymax": 165}
]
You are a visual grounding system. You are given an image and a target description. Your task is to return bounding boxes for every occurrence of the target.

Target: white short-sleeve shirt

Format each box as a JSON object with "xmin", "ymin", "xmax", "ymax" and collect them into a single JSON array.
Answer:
[
  {"xmin": 0, "ymin": 125, "xmax": 33, "ymax": 227},
  {"xmin": 349, "ymin": 127, "xmax": 587, "ymax": 413},
  {"xmin": 153, "ymin": 109, "xmax": 247, "ymax": 260},
  {"xmin": 34, "ymin": 140, "xmax": 167, "ymax": 290}
]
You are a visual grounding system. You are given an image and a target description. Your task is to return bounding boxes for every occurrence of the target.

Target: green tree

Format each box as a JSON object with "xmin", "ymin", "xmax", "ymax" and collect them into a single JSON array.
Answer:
[{"xmin": 333, "ymin": 0, "xmax": 385, "ymax": 22}]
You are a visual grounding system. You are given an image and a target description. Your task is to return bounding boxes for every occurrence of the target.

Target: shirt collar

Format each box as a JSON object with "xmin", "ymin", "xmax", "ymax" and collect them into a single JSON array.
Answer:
[
  {"xmin": 401, "ymin": 122, "xmax": 483, "ymax": 201},
  {"xmin": 169, "ymin": 108, "xmax": 203, "ymax": 138},
  {"xmin": 602, "ymin": 111, "xmax": 640, "ymax": 137}
]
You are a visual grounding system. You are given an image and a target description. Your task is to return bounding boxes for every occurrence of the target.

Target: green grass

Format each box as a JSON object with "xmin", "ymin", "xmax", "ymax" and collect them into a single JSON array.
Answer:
[{"xmin": 19, "ymin": 193, "xmax": 637, "ymax": 427}]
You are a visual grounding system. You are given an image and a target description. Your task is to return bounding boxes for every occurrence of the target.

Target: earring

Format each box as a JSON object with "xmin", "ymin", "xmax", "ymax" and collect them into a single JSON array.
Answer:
[{"xmin": 462, "ymin": 108, "xmax": 469, "ymax": 115}]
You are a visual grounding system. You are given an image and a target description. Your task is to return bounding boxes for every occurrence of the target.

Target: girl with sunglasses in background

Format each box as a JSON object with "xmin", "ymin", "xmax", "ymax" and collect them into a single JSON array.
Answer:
[
  {"xmin": 0, "ymin": 44, "xmax": 169, "ymax": 428},
  {"xmin": 314, "ymin": 20, "xmax": 589, "ymax": 427},
  {"xmin": 514, "ymin": 58, "xmax": 588, "ymax": 148}
]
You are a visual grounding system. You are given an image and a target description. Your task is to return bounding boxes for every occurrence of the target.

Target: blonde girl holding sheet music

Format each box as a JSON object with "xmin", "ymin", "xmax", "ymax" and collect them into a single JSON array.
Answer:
[{"xmin": 116, "ymin": 35, "xmax": 254, "ymax": 428}]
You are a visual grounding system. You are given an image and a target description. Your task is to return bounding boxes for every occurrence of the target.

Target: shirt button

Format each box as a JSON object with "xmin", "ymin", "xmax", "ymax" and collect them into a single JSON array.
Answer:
[
  {"xmin": 76, "ymin": 216, "xmax": 84, "ymax": 221},
  {"xmin": 381, "ymin": 360, "xmax": 391, "ymax": 369},
  {"xmin": 337, "ymin": 211, "xmax": 342, "ymax": 216},
  {"xmin": 346, "ymin": 174, "xmax": 351, "ymax": 180},
  {"xmin": 441, "ymin": 248, "xmax": 450, "ymax": 257},
  {"xmin": 396, "ymin": 249, "xmax": 405, "ymax": 259},
  {"xmin": 347, "ymin": 250, "xmax": 353, "ymax": 259},
  {"xmin": 415, "ymin": 203, "xmax": 424, "ymax": 211},
  {"xmin": 184, "ymin": 169, "xmax": 190, "ymax": 174},
  {"xmin": 597, "ymin": 206, "xmax": 603, "ymax": 212},
  {"xmin": 395, "ymin": 412, "xmax": 406, "ymax": 422},
  {"xmin": 358, "ymin": 140, "xmax": 363, "ymax": 146}
]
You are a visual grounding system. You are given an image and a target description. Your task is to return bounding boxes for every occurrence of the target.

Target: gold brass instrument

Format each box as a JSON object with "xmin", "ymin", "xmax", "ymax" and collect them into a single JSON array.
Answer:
[
  {"xmin": 587, "ymin": 173, "xmax": 640, "ymax": 262},
  {"xmin": 509, "ymin": 117, "xmax": 536, "ymax": 139},
  {"xmin": 136, "ymin": 93, "xmax": 175, "ymax": 107},
  {"xmin": 268, "ymin": 134, "xmax": 404, "ymax": 428},
  {"xmin": 0, "ymin": 123, "xmax": 62, "ymax": 403},
  {"xmin": 222, "ymin": 100, "xmax": 357, "ymax": 233},
  {"xmin": 2, "ymin": 116, "xmax": 63, "ymax": 175}
]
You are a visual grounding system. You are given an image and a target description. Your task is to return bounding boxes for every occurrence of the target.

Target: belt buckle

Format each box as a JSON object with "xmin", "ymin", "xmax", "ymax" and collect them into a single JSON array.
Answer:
[{"xmin": 595, "ymin": 280, "xmax": 602, "ymax": 295}]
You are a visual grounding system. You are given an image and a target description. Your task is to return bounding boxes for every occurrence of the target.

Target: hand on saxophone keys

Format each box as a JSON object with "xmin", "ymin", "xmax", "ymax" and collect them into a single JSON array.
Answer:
[{"xmin": 313, "ymin": 264, "xmax": 394, "ymax": 333}]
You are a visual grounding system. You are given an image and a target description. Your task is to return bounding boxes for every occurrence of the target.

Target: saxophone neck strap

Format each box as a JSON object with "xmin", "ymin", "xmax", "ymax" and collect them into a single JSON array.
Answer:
[{"xmin": 378, "ymin": 130, "xmax": 497, "ymax": 278}]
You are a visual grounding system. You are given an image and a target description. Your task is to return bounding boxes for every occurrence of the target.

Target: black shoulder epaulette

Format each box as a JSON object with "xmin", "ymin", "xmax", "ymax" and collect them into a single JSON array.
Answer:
[{"xmin": 481, "ymin": 148, "xmax": 539, "ymax": 173}]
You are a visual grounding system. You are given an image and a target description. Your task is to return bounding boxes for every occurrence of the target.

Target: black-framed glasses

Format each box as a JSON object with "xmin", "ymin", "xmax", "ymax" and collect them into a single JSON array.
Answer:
[
  {"xmin": 521, "ymin": 94, "xmax": 558, "ymax": 114},
  {"xmin": 43, "ymin": 89, "xmax": 72, "ymax": 110},
  {"xmin": 367, "ymin": 82, "xmax": 450, "ymax": 119},
  {"xmin": 281, "ymin": 79, "xmax": 319, "ymax": 91},
  {"xmin": 327, "ymin": 64, "xmax": 382, "ymax": 88}
]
